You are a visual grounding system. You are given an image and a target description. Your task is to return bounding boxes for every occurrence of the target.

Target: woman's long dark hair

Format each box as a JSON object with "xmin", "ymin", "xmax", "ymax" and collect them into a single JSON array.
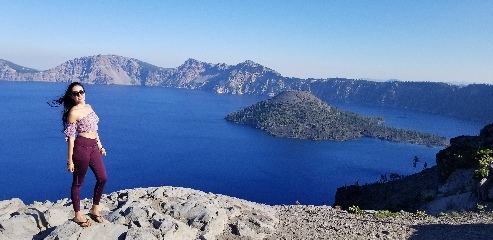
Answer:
[{"xmin": 48, "ymin": 82, "xmax": 85, "ymax": 130}]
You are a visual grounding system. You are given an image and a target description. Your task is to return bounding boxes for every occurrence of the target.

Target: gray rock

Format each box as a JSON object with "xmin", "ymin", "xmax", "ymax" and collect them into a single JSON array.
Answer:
[
  {"xmin": 236, "ymin": 220, "xmax": 256, "ymax": 237},
  {"xmin": 0, "ymin": 198, "xmax": 26, "ymax": 220},
  {"xmin": 438, "ymin": 169, "xmax": 476, "ymax": 195},
  {"xmin": 158, "ymin": 215, "xmax": 198, "ymax": 240},
  {"xmin": 422, "ymin": 192, "xmax": 477, "ymax": 215},
  {"xmin": 0, "ymin": 186, "xmax": 277, "ymax": 240},
  {"xmin": 6, "ymin": 185, "xmax": 493, "ymax": 239},
  {"xmin": 0, "ymin": 214, "xmax": 40, "ymax": 238},
  {"xmin": 44, "ymin": 207, "xmax": 71, "ymax": 227},
  {"xmin": 126, "ymin": 227, "xmax": 159, "ymax": 240},
  {"xmin": 44, "ymin": 221, "xmax": 127, "ymax": 240},
  {"xmin": 478, "ymin": 177, "xmax": 492, "ymax": 201}
]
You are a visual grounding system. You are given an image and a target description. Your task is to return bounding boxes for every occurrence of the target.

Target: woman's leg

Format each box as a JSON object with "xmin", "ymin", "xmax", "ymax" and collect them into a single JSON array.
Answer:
[
  {"xmin": 88, "ymin": 149, "xmax": 107, "ymax": 222},
  {"xmin": 71, "ymin": 142, "xmax": 91, "ymax": 224}
]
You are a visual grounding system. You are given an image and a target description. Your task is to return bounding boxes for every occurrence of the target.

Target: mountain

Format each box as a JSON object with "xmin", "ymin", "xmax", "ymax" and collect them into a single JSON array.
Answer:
[
  {"xmin": 0, "ymin": 55, "xmax": 171, "ymax": 85},
  {"xmin": 308, "ymin": 80, "xmax": 493, "ymax": 125},
  {"xmin": 0, "ymin": 59, "xmax": 39, "ymax": 78},
  {"xmin": 1, "ymin": 55, "xmax": 492, "ymax": 123},
  {"xmin": 225, "ymin": 90, "xmax": 448, "ymax": 145},
  {"xmin": 149, "ymin": 58, "xmax": 306, "ymax": 95}
]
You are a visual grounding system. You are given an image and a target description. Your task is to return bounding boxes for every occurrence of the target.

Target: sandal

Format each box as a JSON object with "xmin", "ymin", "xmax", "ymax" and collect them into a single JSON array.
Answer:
[
  {"xmin": 88, "ymin": 213, "xmax": 105, "ymax": 223},
  {"xmin": 74, "ymin": 219, "xmax": 92, "ymax": 227}
]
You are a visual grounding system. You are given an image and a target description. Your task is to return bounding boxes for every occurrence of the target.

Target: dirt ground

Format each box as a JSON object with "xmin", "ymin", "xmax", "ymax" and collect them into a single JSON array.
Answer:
[{"xmin": 270, "ymin": 205, "xmax": 493, "ymax": 240}]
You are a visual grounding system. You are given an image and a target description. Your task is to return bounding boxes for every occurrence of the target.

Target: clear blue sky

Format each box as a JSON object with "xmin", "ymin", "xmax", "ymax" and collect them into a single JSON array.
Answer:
[{"xmin": 1, "ymin": 0, "xmax": 492, "ymax": 84}]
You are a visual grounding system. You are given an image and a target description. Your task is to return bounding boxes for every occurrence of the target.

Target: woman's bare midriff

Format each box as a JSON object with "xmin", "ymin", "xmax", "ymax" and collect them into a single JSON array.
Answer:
[{"xmin": 79, "ymin": 132, "xmax": 98, "ymax": 139}]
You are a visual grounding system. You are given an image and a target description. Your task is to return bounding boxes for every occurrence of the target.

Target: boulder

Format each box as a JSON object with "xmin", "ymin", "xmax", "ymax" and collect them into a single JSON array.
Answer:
[
  {"xmin": 0, "ymin": 198, "xmax": 26, "ymax": 220},
  {"xmin": 422, "ymin": 192, "xmax": 477, "ymax": 215},
  {"xmin": 438, "ymin": 169, "xmax": 475, "ymax": 195},
  {"xmin": 158, "ymin": 215, "xmax": 198, "ymax": 240},
  {"xmin": 44, "ymin": 207, "xmax": 71, "ymax": 227},
  {"xmin": 126, "ymin": 227, "xmax": 159, "ymax": 240},
  {"xmin": 0, "ymin": 214, "xmax": 40, "ymax": 239},
  {"xmin": 44, "ymin": 221, "xmax": 127, "ymax": 240}
]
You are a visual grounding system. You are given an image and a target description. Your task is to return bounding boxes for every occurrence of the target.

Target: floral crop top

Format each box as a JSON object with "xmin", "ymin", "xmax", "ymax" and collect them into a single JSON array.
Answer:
[{"xmin": 64, "ymin": 112, "xmax": 99, "ymax": 141}]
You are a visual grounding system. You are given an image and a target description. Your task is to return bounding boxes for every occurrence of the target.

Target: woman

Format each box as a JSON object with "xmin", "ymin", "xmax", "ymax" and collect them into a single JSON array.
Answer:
[{"xmin": 53, "ymin": 82, "xmax": 108, "ymax": 227}]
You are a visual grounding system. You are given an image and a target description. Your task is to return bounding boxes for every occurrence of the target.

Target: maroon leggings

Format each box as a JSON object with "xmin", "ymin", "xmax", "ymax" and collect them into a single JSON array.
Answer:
[{"xmin": 71, "ymin": 136, "xmax": 107, "ymax": 212}]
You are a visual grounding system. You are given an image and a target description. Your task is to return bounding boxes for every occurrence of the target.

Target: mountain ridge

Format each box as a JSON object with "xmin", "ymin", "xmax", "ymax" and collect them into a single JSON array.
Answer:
[{"xmin": 1, "ymin": 54, "xmax": 492, "ymax": 123}]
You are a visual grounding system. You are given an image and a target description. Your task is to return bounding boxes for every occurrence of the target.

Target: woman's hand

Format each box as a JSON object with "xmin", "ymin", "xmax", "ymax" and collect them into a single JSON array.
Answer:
[
  {"xmin": 67, "ymin": 162, "xmax": 74, "ymax": 172},
  {"xmin": 99, "ymin": 147, "xmax": 107, "ymax": 156}
]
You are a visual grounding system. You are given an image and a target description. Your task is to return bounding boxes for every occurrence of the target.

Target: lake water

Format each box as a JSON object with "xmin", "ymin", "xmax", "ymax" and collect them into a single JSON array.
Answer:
[{"xmin": 0, "ymin": 81, "xmax": 484, "ymax": 205}]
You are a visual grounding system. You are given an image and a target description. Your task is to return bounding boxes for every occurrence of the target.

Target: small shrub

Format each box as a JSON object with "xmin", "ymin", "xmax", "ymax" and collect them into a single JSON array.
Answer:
[
  {"xmin": 437, "ymin": 212, "xmax": 448, "ymax": 217},
  {"xmin": 389, "ymin": 173, "xmax": 405, "ymax": 181},
  {"xmin": 477, "ymin": 204, "xmax": 486, "ymax": 211},
  {"xmin": 474, "ymin": 149, "xmax": 493, "ymax": 180},
  {"xmin": 374, "ymin": 210, "xmax": 402, "ymax": 219},
  {"xmin": 450, "ymin": 211, "xmax": 461, "ymax": 217},
  {"xmin": 414, "ymin": 210, "xmax": 428, "ymax": 219},
  {"xmin": 379, "ymin": 174, "xmax": 388, "ymax": 183},
  {"xmin": 348, "ymin": 205, "xmax": 365, "ymax": 215}
]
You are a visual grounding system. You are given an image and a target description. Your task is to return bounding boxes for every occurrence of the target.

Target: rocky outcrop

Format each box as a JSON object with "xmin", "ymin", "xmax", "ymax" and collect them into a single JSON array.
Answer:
[
  {"xmin": 5, "ymin": 188, "xmax": 493, "ymax": 240},
  {"xmin": 334, "ymin": 166, "xmax": 488, "ymax": 215},
  {"xmin": 0, "ymin": 186, "xmax": 276, "ymax": 240},
  {"xmin": 335, "ymin": 123, "xmax": 493, "ymax": 215},
  {"xmin": 334, "ymin": 166, "xmax": 443, "ymax": 213},
  {"xmin": 436, "ymin": 123, "xmax": 493, "ymax": 181},
  {"xmin": 226, "ymin": 90, "xmax": 448, "ymax": 145}
]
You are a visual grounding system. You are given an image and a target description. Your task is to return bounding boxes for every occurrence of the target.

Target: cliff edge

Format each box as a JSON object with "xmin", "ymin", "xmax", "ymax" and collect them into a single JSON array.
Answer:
[
  {"xmin": 0, "ymin": 186, "xmax": 276, "ymax": 240},
  {"xmin": 335, "ymin": 123, "xmax": 493, "ymax": 215},
  {"xmin": 3, "ymin": 186, "xmax": 493, "ymax": 239}
]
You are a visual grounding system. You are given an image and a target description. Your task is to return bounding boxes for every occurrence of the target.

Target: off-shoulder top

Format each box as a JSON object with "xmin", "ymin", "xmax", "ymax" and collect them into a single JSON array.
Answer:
[{"xmin": 64, "ymin": 111, "xmax": 99, "ymax": 141}]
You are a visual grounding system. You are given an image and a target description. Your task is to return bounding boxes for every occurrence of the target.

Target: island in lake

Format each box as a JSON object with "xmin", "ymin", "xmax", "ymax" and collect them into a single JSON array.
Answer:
[{"xmin": 226, "ymin": 90, "xmax": 448, "ymax": 146}]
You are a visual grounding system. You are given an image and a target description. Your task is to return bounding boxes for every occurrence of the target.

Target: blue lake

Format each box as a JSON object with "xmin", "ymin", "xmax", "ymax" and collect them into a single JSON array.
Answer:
[{"xmin": 0, "ymin": 81, "xmax": 484, "ymax": 205}]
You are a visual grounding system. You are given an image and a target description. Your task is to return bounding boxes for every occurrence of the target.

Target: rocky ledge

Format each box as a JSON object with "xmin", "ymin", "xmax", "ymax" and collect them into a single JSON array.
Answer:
[
  {"xmin": 3, "ymin": 186, "xmax": 493, "ymax": 240},
  {"xmin": 0, "ymin": 186, "xmax": 276, "ymax": 240}
]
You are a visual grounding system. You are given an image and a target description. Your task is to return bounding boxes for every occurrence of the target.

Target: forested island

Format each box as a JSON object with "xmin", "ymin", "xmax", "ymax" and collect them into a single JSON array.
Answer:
[{"xmin": 226, "ymin": 91, "xmax": 448, "ymax": 146}]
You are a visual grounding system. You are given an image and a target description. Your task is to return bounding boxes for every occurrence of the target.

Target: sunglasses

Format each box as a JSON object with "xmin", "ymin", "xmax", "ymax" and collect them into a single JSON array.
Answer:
[{"xmin": 71, "ymin": 90, "xmax": 85, "ymax": 96}]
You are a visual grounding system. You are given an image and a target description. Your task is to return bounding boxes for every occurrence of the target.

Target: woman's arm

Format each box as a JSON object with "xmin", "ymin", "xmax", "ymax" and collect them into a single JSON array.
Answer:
[
  {"xmin": 66, "ymin": 111, "xmax": 77, "ymax": 172},
  {"xmin": 96, "ymin": 133, "xmax": 106, "ymax": 156},
  {"xmin": 67, "ymin": 137, "xmax": 75, "ymax": 172},
  {"xmin": 89, "ymin": 105, "xmax": 106, "ymax": 156}
]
